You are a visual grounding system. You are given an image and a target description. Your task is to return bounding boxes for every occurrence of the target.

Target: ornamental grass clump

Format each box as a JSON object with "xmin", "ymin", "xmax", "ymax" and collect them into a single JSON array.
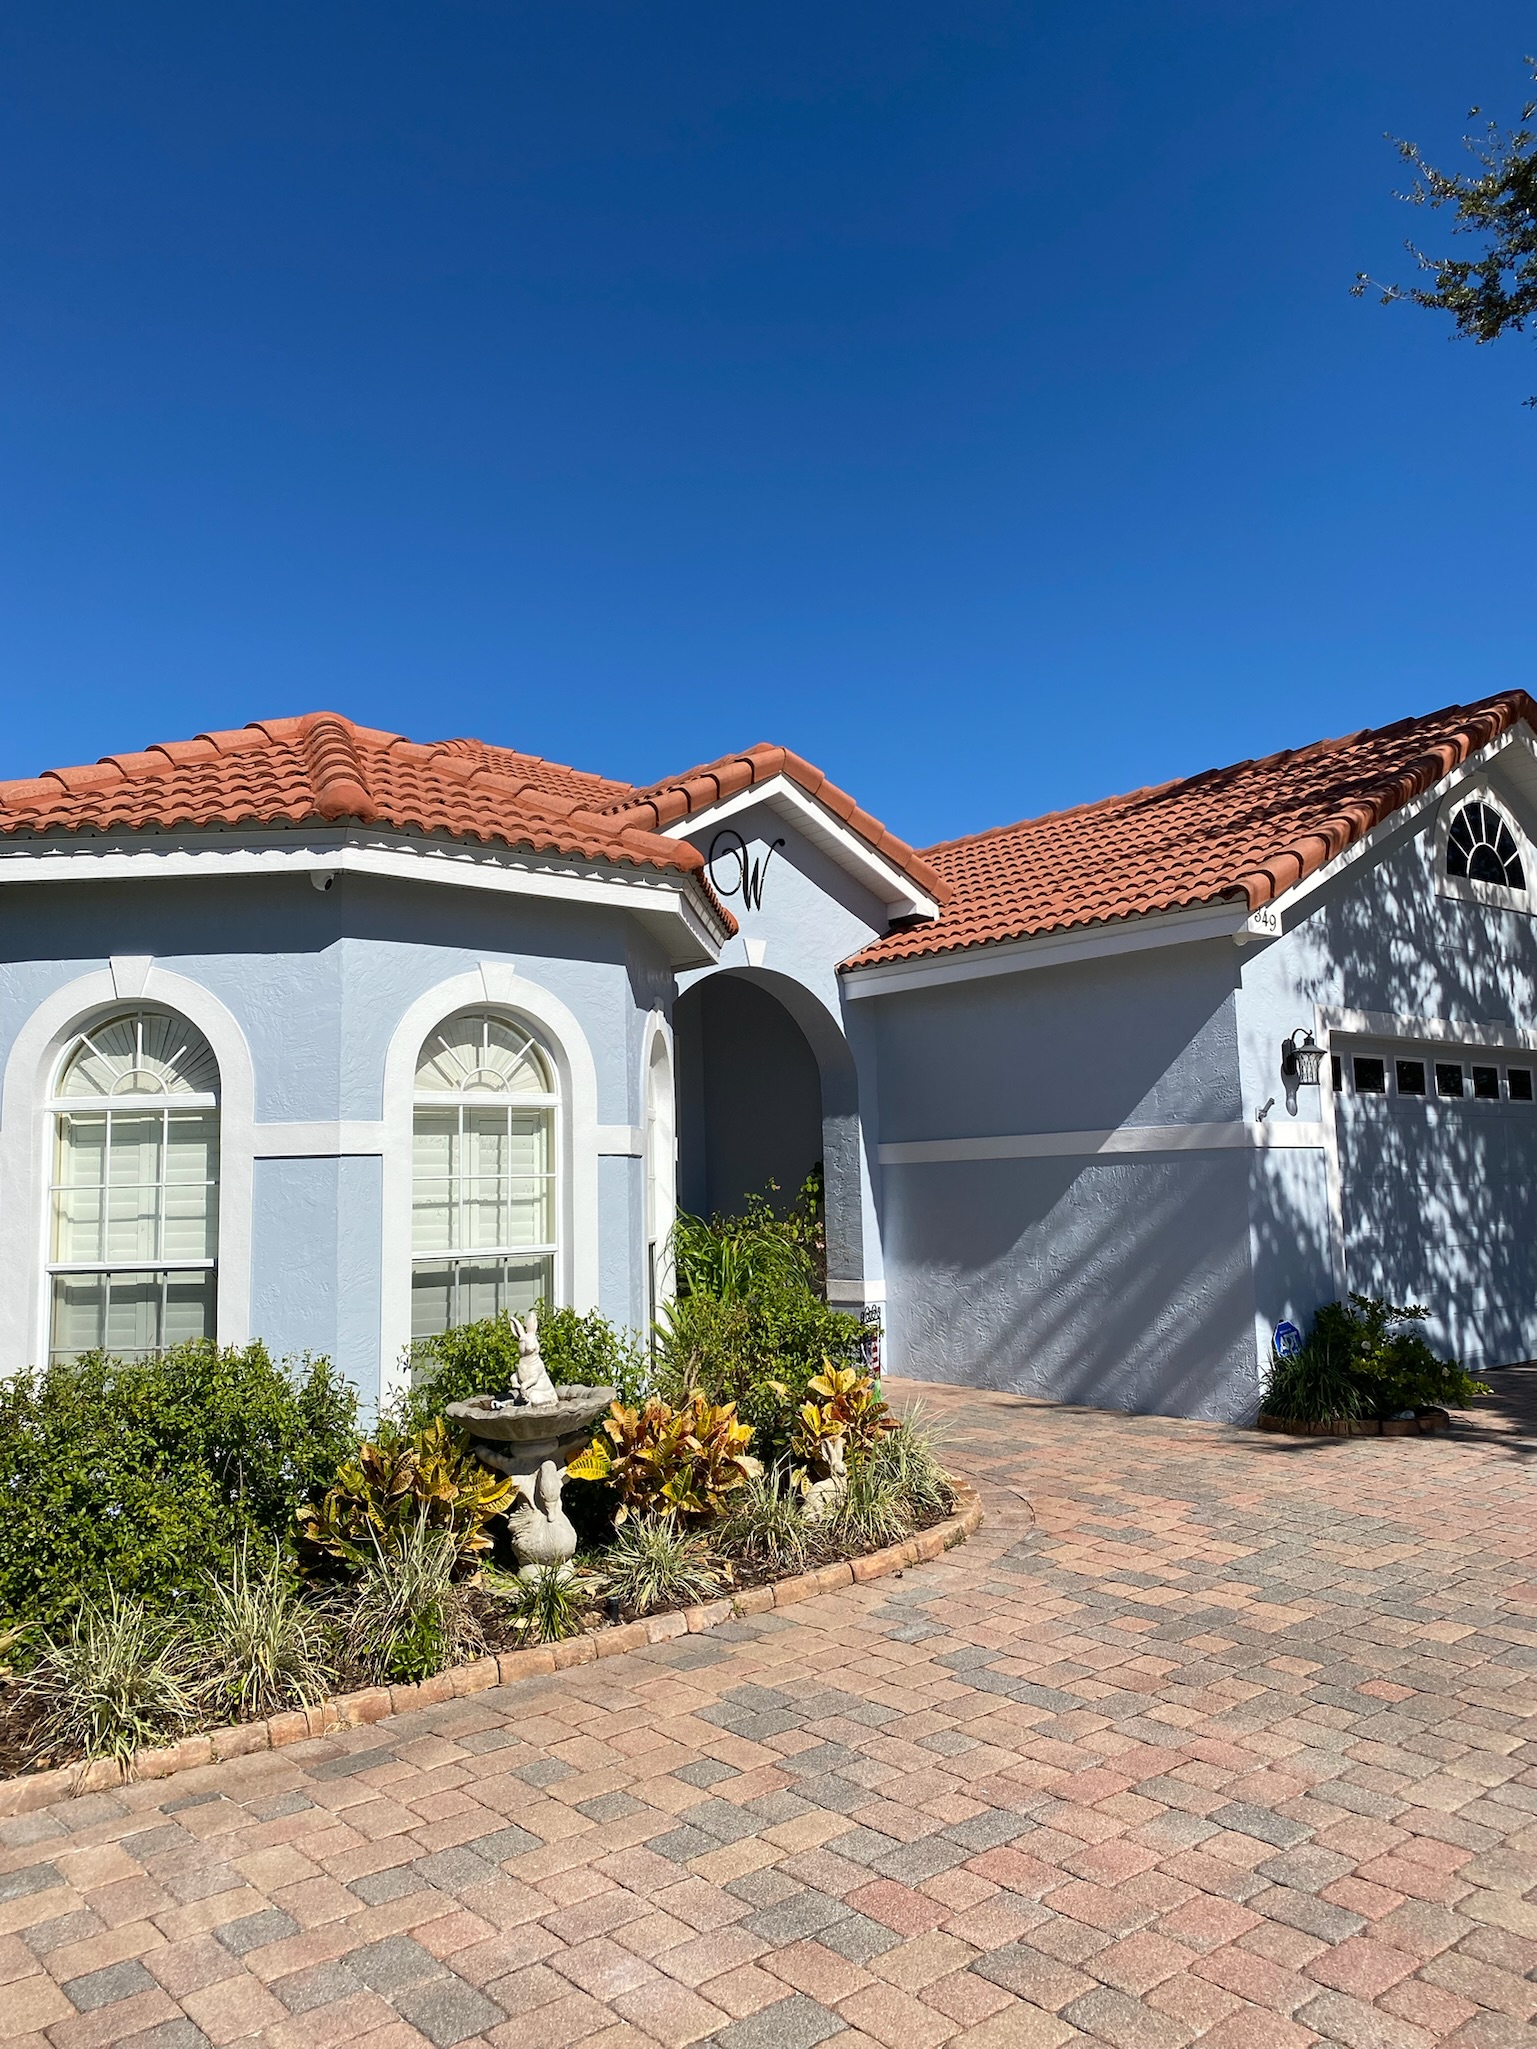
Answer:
[
  {"xmin": 20, "ymin": 1590, "xmax": 198, "ymax": 1766},
  {"xmin": 189, "ymin": 1545, "xmax": 336, "ymax": 1723},
  {"xmin": 340, "ymin": 1517, "xmax": 486, "ymax": 1685},
  {"xmin": 717, "ymin": 1468, "xmax": 811, "ymax": 1575},
  {"xmin": 865, "ymin": 1411, "xmax": 954, "ymax": 1521},
  {"xmin": 492, "ymin": 1562, "xmax": 588, "ymax": 1645},
  {"xmin": 600, "ymin": 1516, "xmax": 721, "ymax": 1616},
  {"xmin": 826, "ymin": 1450, "xmax": 916, "ymax": 1553}
]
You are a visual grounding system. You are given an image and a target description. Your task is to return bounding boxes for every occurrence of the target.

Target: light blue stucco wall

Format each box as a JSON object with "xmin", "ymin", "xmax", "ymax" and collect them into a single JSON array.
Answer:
[
  {"xmin": 250, "ymin": 1156, "xmax": 383, "ymax": 1385},
  {"xmin": 676, "ymin": 804, "xmax": 890, "ymax": 1305},
  {"xmin": 868, "ymin": 940, "xmax": 1258, "ymax": 1419},
  {"xmin": 0, "ymin": 869, "xmax": 668, "ymax": 1399},
  {"xmin": 1234, "ymin": 748, "xmax": 1537, "ymax": 1377}
]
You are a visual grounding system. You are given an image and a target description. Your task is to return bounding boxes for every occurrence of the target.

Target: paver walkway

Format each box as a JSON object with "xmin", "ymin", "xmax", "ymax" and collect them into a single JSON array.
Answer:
[{"xmin": 2, "ymin": 1376, "xmax": 1535, "ymax": 2049}]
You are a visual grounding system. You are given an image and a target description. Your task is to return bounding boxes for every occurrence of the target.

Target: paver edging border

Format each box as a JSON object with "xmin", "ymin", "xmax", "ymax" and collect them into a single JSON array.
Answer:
[
  {"xmin": 1256, "ymin": 1408, "xmax": 1452, "ymax": 1437},
  {"xmin": 0, "ymin": 1478, "xmax": 982, "ymax": 1816}
]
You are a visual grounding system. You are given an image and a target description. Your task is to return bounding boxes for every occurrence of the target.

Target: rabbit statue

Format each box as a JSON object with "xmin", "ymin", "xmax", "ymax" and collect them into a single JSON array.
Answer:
[{"xmin": 510, "ymin": 1309, "xmax": 557, "ymax": 1406}]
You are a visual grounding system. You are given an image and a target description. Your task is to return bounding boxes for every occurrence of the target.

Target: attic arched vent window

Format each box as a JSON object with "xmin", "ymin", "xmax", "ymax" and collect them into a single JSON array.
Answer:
[{"xmin": 1446, "ymin": 800, "xmax": 1526, "ymax": 891}]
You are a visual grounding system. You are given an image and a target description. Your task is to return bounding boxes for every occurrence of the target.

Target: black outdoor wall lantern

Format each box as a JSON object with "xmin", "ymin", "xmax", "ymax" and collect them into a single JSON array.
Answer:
[{"xmin": 1280, "ymin": 1028, "xmax": 1324, "ymax": 1088}]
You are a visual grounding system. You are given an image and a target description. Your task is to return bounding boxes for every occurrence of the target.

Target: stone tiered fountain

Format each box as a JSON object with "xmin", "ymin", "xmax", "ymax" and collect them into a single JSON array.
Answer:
[{"xmin": 446, "ymin": 1310, "xmax": 614, "ymax": 1577}]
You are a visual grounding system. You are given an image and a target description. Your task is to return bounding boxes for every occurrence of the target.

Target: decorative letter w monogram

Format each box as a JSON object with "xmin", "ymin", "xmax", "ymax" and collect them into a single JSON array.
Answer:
[{"xmin": 708, "ymin": 829, "xmax": 786, "ymax": 911}]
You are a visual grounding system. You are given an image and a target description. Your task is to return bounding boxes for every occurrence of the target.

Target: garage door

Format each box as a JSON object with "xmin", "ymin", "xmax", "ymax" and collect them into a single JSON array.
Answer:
[{"xmin": 1333, "ymin": 1038, "xmax": 1537, "ymax": 1374}]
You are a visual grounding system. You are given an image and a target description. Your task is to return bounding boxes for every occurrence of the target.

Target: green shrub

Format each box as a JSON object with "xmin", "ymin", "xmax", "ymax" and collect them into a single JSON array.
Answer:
[
  {"xmin": 295, "ymin": 1417, "xmax": 515, "ymax": 1576},
  {"xmin": 0, "ymin": 1343, "xmax": 358, "ymax": 1633},
  {"xmin": 189, "ymin": 1546, "xmax": 336, "ymax": 1723},
  {"xmin": 567, "ymin": 1394, "xmax": 761, "ymax": 1524},
  {"xmin": 599, "ymin": 1516, "xmax": 721, "ymax": 1615},
  {"xmin": 1264, "ymin": 1295, "xmax": 1490, "ymax": 1423},
  {"xmin": 20, "ymin": 1591, "xmax": 199, "ymax": 1765},
  {"xmin": 399, "ymin": 1307, "xmax": 648, "ymax": 1432},
  {"xmin": 656, "ymin": 1291, "xmax": 870, "ymax": 1463}
]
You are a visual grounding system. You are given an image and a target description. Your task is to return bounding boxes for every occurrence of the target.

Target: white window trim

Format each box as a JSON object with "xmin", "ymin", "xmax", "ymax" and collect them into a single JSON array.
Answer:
[
  {"xmin": 641, "ymin": 1010, "xmax": 677, "ymax": 1324},
  {"xmin": 378, "ymin": 966, "xmax": 599, "ymax": 1405},
  {"xmin": 410, "ymin": 1019, "xmax": 560, "ymax": 1334},
  {"xmin": 1434, "ymin": 781, "xmax": 1533, "ymax": 915},
  {"xmin": 0, "ymin": 967, "xmax": 256, "ymax": 1378}
]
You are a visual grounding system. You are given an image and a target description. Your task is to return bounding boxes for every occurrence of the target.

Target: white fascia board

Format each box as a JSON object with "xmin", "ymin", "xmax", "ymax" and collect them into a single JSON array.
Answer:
[
  {"xmin": 658, "ymin": 775, "xmax": 940, "ymax": 921},
  {"xmin": 0, "ymin": 827, "xmax": 728, "ymax": 965},
  {"xmin": 842, "ymin": 899, "xmax": 1251, "ymax": 999},
  {"xmin": 1237, "ymin": 728, "xmax": 1537, "ymax": 941},
  {"xmin": 879, "ymin": 1120, "xmax": 1324, "ymax": 1165}
]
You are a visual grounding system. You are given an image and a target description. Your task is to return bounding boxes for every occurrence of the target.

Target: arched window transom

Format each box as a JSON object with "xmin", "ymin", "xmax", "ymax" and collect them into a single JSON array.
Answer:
[
  {"xmin": 47, "ymin": 1011, "xmax": 220, "ymax": 1363},
  {"xmin": 1447, "ymin": 799, "xmax": 1526, "ymax": 891},
  {"xmin": 411, "ymin": 1011, "xmax": 558, "ymax": 1340}
]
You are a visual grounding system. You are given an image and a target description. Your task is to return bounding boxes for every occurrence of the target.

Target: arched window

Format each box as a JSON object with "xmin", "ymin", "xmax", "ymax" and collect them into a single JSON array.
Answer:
[
  {"xmin": 411, "ymin": 1010, "xmax": 558, "ymax": 1339},
  {"xmin": 47, "ymin": 1010, "xmax": 221, "ymax": 1363},
  {"xmin": 644, "ymin": 1030, "xmax": 676, "ymax": 1328},
  {"xmin": 1447, "ymin": 799, "xmax": 1526, "ymax": 890}
]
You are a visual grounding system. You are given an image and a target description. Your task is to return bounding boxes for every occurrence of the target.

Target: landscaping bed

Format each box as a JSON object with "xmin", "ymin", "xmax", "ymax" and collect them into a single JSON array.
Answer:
[
  {"xmin": 0, "ymin": 1178, "xmax": 969, "ymax": 1808},
  {"xmin": 0, "ymin": 1478, "xmax": 980, "ymax": 1815},
  {"xmin": 1256, "ymin": 1407, "xmax": 1451, "ymax": 1436},
  {"xmin": 1259, "ymin": 1294, "xmax": 1485, "ymax": 1435}
]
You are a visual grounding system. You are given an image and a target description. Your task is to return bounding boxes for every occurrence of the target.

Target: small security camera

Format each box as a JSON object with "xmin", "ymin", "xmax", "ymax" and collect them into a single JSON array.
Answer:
[{"xmin": 310, "ymin": 870, "xmax": 337, "ymax": 893}]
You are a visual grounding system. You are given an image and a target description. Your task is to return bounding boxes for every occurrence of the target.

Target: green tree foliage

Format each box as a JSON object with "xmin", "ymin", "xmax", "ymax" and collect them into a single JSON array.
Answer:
[
  {"xmin": 0, "ymin": 1342, "xmax": 358, "ymax": 1632},
  {"xmin": 1355, "ymin": 61, "xmax": 1537, "ymax": 397}
]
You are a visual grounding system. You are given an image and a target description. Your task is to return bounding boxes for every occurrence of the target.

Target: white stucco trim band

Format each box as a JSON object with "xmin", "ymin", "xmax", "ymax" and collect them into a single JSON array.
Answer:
[
  {"xmin": 879, "ymin": 1121, "xmax": 1325, "ymax": 1165},
  {"xmin": 1319, "ymin": 1005, "xmax": 1537, "ymax": 1052},
  {"xmin": 0, "ymin": 828, "xmax": 730, "ymax": 965},
  {"xmin": 253, "ymin": 1122, "xmax": 389, "ymax": 1157},
  {"xmin": 843, "ymin": 902, "xmax": 1251, "ymax": 998},
  {"xmin": 661, "ymin": 775, "xmax": 941, "ymax": 921},
  {"xmin": 597, "ymin": 1124, "xmax": 645, "ymax": 1156}
]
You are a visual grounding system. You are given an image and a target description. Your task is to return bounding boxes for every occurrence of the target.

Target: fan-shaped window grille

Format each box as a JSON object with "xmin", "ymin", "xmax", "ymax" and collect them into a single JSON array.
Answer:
[
  {"xmin": 1446, "ymin": 800, "xmax": 1526, "ymax": 890},
  {"xmin": 411, "ymin": 1011, "xmax": 558, "ymax": 1340},
  {"xmin": 47, "ymin": 1011, "xmax": 219, "ymax": 1363}
]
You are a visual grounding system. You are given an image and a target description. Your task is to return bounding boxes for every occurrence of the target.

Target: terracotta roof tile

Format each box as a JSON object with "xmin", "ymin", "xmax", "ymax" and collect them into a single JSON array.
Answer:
[
  {"xmin": 0, "ymin": 712, "xmax": 730, "ymax": 918},
  {"xmin": 843, "ymin": 690, "xmax": 1536, "ymax": 971},
  {"xmin": 606, "ymin": 742, "xmax": 953, "ymax": 906}
]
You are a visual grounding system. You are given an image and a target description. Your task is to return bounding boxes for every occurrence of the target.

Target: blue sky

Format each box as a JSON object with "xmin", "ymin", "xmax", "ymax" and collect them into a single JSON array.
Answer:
[{"xmin": 3, "ymin": 2, "xmax": 1533, "ymax": 846}]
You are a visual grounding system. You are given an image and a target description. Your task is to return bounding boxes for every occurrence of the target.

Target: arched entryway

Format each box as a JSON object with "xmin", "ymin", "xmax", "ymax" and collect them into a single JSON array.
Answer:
[{"xmin": 673, "ymin": 967, "xmax": 866, "ymax": 1304}]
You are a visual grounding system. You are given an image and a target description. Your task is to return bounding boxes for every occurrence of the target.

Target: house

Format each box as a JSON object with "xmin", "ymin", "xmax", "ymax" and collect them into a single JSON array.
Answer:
[{"xmin": 2, "ymin": 690, "xmax": 1533, "ymax": 1420}]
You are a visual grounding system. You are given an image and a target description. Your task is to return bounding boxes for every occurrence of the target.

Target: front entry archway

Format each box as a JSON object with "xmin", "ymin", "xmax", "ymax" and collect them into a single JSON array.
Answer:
[{"xmin": 673, "ymin": 967, "xmax": 866, "ymax": 1305}]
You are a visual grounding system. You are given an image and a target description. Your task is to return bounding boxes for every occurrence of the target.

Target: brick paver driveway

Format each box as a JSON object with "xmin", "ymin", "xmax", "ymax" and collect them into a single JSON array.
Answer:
[{"xmin": 3, "ymin": 1377, "xmax": 1536, "ymax": 2049}]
